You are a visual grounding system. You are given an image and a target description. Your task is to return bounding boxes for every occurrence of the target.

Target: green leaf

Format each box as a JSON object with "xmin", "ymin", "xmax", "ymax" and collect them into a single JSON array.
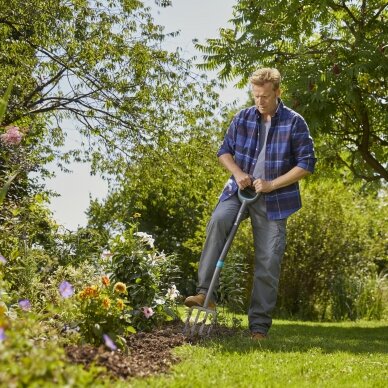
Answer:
[
  {"xmin": 0, "ymin": 171, "xmax": 19, "ymax": 206},
  {"xmin": 0, "ymin": 80, "xmax": 14, "ymax": 122}
]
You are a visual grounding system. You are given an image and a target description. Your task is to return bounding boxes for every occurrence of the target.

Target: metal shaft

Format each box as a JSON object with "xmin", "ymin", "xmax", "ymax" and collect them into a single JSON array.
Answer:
[{"xmin": 203, "ymin": 199, "xmax": 249, "ymax": 308}]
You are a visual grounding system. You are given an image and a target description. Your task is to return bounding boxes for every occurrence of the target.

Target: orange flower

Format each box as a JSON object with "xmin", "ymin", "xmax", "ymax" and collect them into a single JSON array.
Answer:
[
  {"xmin": 116, "ymin": 299, "xmax": 125, "ymax": 310},
  {"xmin": 102, "ymin": 297, "xmax": 111, "ymax": 309},
  {"xmin": 113, "ymin": 282, "xmax": 127, "ymax": 294},
  {"xmin": 102, "ymin": 275, "xmax": 110, "ymax": 286},
  {"xmin": 79, "ymin": 285, "xmax": 99, "ymax": 299}
]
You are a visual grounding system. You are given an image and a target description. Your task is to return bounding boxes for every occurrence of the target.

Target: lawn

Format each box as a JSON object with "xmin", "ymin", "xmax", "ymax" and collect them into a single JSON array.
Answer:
[{"xmin": 125, "ymin": 316, "xmax": 388, "ymax": 388}]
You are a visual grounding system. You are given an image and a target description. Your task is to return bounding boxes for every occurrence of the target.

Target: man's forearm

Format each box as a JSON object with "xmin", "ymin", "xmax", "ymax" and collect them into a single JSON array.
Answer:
[
  {"xmin": 253, "ymin": 166, "xmax": 311, "ymax": 193},
  {"xmin": 218, "ymin": 153, "xmax": 242, "ymax": 176},
  {"xmin": 271, "ymin": 166, "xmax": 310, "ymax": 190},
  {"xmin": 219, "ymin": 153, "xmax": 252, "ymax": 189}
]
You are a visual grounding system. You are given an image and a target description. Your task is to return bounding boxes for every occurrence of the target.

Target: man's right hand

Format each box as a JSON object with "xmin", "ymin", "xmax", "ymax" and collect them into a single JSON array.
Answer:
[{"xmin": 235, "ymin": 172, "xmax": 252, "ymax": 189}]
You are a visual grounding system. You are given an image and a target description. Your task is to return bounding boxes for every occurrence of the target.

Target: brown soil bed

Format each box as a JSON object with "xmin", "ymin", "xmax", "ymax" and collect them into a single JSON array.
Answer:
[{"xmin": 65, "ymin": 320, "xmax": 239, "ymax": 380}]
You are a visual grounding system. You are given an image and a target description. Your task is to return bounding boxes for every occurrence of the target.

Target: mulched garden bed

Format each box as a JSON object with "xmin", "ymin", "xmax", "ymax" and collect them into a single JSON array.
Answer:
[{"xmin": 65, "ymin": 320, "xmax": 240, "ymax": 380}]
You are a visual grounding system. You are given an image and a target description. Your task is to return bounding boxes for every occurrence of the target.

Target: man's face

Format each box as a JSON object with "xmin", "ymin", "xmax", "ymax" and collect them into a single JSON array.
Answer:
[{"xmin": 251, "ymin": 83, "xmax": 280, "ymax": 117}]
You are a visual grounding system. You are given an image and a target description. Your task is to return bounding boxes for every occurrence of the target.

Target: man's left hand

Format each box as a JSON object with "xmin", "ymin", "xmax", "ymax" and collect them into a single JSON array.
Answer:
[{"xmin": 253, "ymin": 178, "xmax": 275, "ymax": 193}]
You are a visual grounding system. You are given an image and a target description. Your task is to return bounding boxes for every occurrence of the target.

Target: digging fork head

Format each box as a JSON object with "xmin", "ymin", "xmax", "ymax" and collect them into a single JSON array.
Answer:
[{"xmin": 183, "ymin": 306, "xmax": 217, "ymax": 337}]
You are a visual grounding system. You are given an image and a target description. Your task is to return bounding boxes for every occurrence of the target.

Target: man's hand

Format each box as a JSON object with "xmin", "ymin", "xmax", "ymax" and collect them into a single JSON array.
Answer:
[
  {"xmin": 253, "ymin": 178, "xmax": 275, "ymax": 193},
  {"xmin": 235, "ymin": 172, "xmax": 252, "ymax": 189}
]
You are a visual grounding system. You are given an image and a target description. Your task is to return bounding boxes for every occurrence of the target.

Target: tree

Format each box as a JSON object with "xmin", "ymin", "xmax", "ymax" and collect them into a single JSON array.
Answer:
[
  {"xmin": 196, "ymin": 0, "xmax": 388, "ymax": 182},
  {"xmin": 0, "ymin": 0, "xmax": 219, "ymax": 176}
]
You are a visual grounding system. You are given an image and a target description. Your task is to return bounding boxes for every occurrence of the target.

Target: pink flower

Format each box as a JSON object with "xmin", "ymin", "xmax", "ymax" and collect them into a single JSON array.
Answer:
[
  {"xmin": 0, "ymin": 327, "xmax": 5, "ymax": 342},
  {"xmin": 103, "ymin": 334, "xmax": 117, "ymax": 350},
  {"xmin": 0, "ymin": 254, "xmax": 6, "ymax": 265},
  {"xmin": 0, "ymin": 126, "xmax": 23, "ymax": 146},
  {"xmin": 141, "ymin": 306, "xmax": 154, "ymax": 319}
]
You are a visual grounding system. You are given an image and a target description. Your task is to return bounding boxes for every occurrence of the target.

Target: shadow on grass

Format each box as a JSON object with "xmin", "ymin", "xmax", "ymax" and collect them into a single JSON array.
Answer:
[{"xmin": 197, "ymin": 321, "xmax": 388, "ymax": 355}]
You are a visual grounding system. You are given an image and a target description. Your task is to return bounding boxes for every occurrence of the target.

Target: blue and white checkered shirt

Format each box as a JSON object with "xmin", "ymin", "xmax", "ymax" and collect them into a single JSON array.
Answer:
[{"xmin": 217, "ymin": 100, "xmax": 316, "ymax": 220}]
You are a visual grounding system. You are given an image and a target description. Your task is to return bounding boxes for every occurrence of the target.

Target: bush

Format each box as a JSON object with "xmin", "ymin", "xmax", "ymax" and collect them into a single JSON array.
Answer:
[
  {"xmin": 107, "ymin": 225, "xmax": 181, "ymax": 331},
  {"xmin": 0, "ymin": 268, "xmax": 106, "ymax": 386},
  {"xmin": 218, "ymin": 251, "xmax": 251, "ymax": 313},
  {"xmin": 0, "ymin": 311, "xmax": 106, "ymax": 386},
  {"xmin": 277, "ymin": 179, "xmax": 387, "ymax": 320}
]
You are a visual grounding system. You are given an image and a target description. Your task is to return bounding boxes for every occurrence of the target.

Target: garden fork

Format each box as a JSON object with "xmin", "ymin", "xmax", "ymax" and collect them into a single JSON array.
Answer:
[{"xmin": 183, "ymin": 187, "xmax": 260, "ymax": 337}]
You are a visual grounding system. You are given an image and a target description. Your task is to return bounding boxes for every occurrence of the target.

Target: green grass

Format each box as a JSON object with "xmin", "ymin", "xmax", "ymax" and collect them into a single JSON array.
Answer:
[{"xmin": 123, "ymin": 316, "xmax": 388, "ymax": 388}]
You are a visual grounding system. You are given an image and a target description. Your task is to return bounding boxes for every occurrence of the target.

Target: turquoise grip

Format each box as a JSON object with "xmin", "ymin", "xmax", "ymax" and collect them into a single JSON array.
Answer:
[{"xmin": 216, "ymin": 261, "xmax": 224, "ymax": 268}]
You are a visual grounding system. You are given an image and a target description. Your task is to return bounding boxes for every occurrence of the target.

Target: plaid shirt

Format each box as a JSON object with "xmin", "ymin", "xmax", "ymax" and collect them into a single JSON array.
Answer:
[{"xmin": 217, "ymin": 100, "xmax": 316, "ymax": 220}]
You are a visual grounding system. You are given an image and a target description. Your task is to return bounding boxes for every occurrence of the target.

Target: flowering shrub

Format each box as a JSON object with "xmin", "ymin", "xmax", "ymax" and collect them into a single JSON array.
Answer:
[
  {"xmin": 0, "ymin": 225, "xmax": 182, "ymax": 354},
  {"xmin": 75, "ymin": 275, "xmax": 135, "ymax": 348},
  {"xmin": 107, "ymin": 226, "xmax": 181, "ymax": 331}
]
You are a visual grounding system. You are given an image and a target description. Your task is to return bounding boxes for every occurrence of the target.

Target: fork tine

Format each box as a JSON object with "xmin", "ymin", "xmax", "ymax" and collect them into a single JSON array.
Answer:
[
  {"xmin": 198, "ymin": 311, "xmax": 210, "ymax": 336},
  {"xmin": 190, "ymin": 308, "xmax": 202, "ymax": 336},
  {"xmin": 183, "ymin": 306, "xmax": 217, "ymax": 338},
  {"xmin": 183, "ymin": 307, "xmax": 194, "ymax": 335}
]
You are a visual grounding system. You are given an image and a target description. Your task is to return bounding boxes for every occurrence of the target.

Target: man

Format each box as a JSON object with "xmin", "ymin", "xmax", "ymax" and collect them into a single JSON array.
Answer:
[{"xmin": 184, "ymin": 68, "xmax": 316, "ymax": 340}]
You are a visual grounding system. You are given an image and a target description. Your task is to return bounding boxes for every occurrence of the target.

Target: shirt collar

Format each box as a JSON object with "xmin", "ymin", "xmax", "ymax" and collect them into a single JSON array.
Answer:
[{"xmin": 254, "ymin": 98, "xmax": 283, "ymax": 119}]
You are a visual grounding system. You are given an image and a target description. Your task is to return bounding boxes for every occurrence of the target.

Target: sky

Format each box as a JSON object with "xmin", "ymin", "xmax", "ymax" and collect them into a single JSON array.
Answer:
[{"xmin": 45, "ymin": 0, "xmax": 248, "ymax": 230}]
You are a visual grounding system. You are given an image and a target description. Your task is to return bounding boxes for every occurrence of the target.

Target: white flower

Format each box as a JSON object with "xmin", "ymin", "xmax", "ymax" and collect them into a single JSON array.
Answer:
[
  {"xmin": 134, "ymin": 232, "xmax": 155, "ymax": 248},
  {"xmin": 101, "ymin": 250, "xmax": 113, "ymax": 260},
  {"xmin": 165, "ymin": 284, "xmax": 180, "ymax": 301},
  {"xmin": 147, "ymin": 253, "xmax": 158, "ymax": 266},
  {"xmin": 154, "ymin": 297, "xmax": 165, "ymax": 305}
]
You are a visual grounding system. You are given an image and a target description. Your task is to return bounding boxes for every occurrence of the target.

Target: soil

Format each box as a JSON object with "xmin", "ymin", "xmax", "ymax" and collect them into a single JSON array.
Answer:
[{"xmin": 65, "ymin": 320, "xmax": 240, "ymax": 381}]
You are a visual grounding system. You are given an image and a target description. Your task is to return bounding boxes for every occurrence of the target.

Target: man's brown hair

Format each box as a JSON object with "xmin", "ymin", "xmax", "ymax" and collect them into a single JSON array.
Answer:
[{"xmin": 250, "ymin": 68, "xmax": 281, "ymax": 90}]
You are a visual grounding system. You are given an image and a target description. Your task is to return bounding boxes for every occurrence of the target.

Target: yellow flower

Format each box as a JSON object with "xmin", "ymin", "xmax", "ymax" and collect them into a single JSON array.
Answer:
[
  {"xmin": 116, "ymin": 299, "xmax": 125, "ymax": 310},
  {"xmin": 133, "ymin": 212, "xmax": 141, "ymax": 218},
  {"xmin": 102, "ymin": 297, "xmax": 111, "ymax": 309},
  {"xmin": 79, "ymin": 285, "xmax": 99, "ymax": 299},
  {"xmin": 102, "ymin": 275, "xmax": 110, "ymax": 286},
  {"xmin": 113, "ymin": 282, "xmax": 127, "ymax": 294}
]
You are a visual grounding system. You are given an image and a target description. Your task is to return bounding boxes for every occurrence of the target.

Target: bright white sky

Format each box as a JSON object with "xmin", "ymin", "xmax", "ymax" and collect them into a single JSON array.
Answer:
[{"xmin": 46, "ymin": 0, "xmax": 248, "ymax": 230}]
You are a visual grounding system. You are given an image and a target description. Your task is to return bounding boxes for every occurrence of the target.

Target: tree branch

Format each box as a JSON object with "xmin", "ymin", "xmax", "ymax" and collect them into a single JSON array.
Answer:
[
  {"xmin": 367, "ymin": 2, "xmax": 388, "ymax": 27},
  {"xmin": 23, "ymin": 68, "xmax": 67, "ymax": 107},
  {"xmin": 335, "ymin": 154, "xmax": 380, "ymax": 181}
]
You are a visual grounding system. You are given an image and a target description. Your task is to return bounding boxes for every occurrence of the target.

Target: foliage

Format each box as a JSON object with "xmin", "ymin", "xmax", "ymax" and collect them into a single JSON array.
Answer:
[
  {"xmin": 108, "ymin": 226, "xmax": 181, "ymax": 331},
  {"xmin": 196, "ymin": 0, "xmax": 388, "ymax": 182},
  {"xmin": 277, "ymin": 179, "xmax": 387, "ymax": 320},
  {"xmin": 1, "ymin": 225, "xmax": 181, "ymax": 353},
  {"xmin": 218, "ymin": 251, "xmax": 250, "ymax": 313},
  {"xmin": 329, "ymin": 272, "xmax": 387, "ymax": 321},
  {"xmin": 1, "ymin": 227, "xmax": 98, "ymax": 307},
  {"xmin": 0, "ymin": 310, "xmax": 105, "ymax": 386}
]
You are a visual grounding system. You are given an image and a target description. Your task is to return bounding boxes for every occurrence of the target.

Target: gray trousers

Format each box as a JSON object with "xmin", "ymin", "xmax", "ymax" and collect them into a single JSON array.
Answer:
[{"xmin": 197, "ymin": 194, "xmax": 287, "ymax": 335}]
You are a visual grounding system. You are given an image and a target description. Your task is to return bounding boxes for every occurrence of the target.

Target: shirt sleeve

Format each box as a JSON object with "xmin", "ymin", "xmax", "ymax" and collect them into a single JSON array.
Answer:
[
  {"xmin": 292, "ymin": 116, "xmax": 316, "ymax": 173},
  {"xmin": 216, "ymin": 115, "xmax": 238, "ymax": 158}
]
